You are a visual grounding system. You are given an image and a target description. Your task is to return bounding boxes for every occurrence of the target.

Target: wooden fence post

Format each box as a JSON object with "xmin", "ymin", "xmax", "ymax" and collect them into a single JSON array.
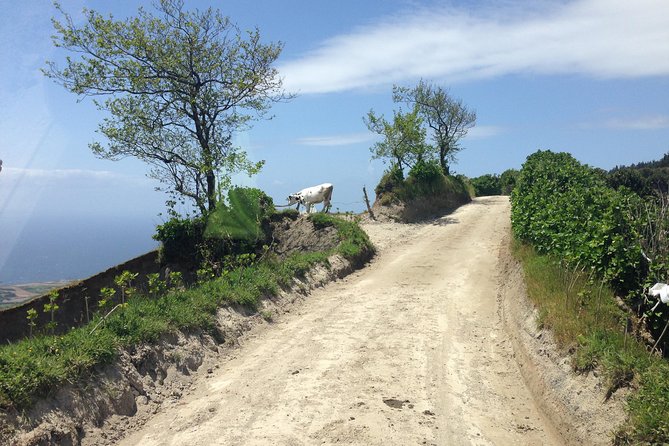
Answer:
[{"xmin": 363, "ymin": 186, "xmax": 376, "ymax": 221}]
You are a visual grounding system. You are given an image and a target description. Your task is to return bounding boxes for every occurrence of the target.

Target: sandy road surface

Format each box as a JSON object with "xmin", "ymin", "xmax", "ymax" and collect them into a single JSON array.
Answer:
[{"xmin": 120, "ymin": 196, "xmax": 563, "ymax": 445}]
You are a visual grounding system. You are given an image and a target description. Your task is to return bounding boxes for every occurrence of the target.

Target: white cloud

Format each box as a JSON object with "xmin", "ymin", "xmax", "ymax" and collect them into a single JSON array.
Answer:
[
  {"xmin": 464, "ymin": 125, "xmax": 506, "ymax": 140},
  {"xmin": 3, "ymin": 167, "xmax": 121, "ymax": 181},
  {"xmin": 296, "ymin": 132, "xmax": 377, "ymax": 147},
  {"xmin": 604, "ymin": 115, "xmax": 669, "ymax": 130},
  {"xmin": 280, "ymin": 0, "xmax": 669, "ymax": 94}
]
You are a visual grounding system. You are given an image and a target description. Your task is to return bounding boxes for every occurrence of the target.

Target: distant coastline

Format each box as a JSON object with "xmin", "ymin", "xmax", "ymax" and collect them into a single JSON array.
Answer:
[
  {"xmin": 1, "ymin": 213, "xmax": 160, "ymax": 287},
  {"xmin": 0, "ymin": 281, "xmax": 71, "ymax": 309}
]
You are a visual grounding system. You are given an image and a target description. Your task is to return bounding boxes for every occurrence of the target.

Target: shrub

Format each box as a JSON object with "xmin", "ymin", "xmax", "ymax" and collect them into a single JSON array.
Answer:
[
  {"xmin": 205, "ymin": 187, "xmax": 274, "ymax": 248},
  {"xmin": 154, "ymin": 215, "xmax": 206, "ymax": 265},
  {"xmin": 407, "ymin": 159, "xmax": 442, "ymax": 184},
  {"xmin": 511, "ymin": 150, "xmax": 644, "ymax": 297},
  {"xmin": 500, "ymin": 168, "xmax": 519, "ymax": 195},
  {"xmin": 154, "ymin": 187, "xmax": 275, "ymax": 270},
  {"xmin": 403, "ymin": 160, "xmax": 449, "ymax": 199},
  {"xmin": 374, "ymin": 165, "xmax": 404, "ymax": 203},
  {"xmin": 470, "ymin": 174, "xmax": 501, "ymax": 196}
]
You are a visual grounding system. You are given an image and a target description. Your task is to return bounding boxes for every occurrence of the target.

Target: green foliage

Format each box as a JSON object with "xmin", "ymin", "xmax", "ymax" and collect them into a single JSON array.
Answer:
[
  {"xmin": 26, "ymin": 309, "xmax": 38, "ymax": 337},
  {"xmin": 512, "ymin": 152, "xmax": 669, "ymax": 443},
  {"xmin": 511, "ymin": 150, "xmax": 644, "ymax": 296},
  {"xmin": 364, "ymin": 105, "xmax": 429, "ymax": 175},
  {"xmin": 98, "ymin": 287, "xmax": 115, "ymax": 312},
  {"xmin": 407, "ymin": 159, "xmax": 443, "ymax": 184},
  {"xmin": 375, "ymin": 166, "xmax": 404, "ymax": 205},
  {"xmin": 607, "ymin": 168, "xmax": 655, "ymax": 197},
  {"xmin": 154, "ymin": 216, "xmax": 206, "ymax": 265},
  {"xmin": 470, "ymin": 174, "xmax": 501, "ymax": 196},
  {"xmin": 114, "ymin": 270, "xmax": 138, "ymax": 305},
  {"xmin": 374, "ymin": 160, "xmax": 471, "ymax": 219},
  {"xmin": 621, "ymin": 361, "xmax": 669, "ymax": 444},
  {"xmin": 147, "ymin": 273, "xmax": 166, "ymax": 298},
  {"xmin": 43, "ymin": 290, "xmax": 60, "ymax": 335},
  {"xmin": 393, "ymin": 80, "xmax": 476, "ymax": 175},
  {"xmin": 205, "ymin": 187, "xmax": 274, "ymax": 246},
  {"xmin": 155, "ymin": 188, "xmax": 274, "ymax": 273},
  {"xmin": 608, "ymin": 151, "xmax": 669, "ymax": 197},
  {"xmin": 45, "ymin": 0, "xmax": 290, "ymax": 214},
  {"xmin": 167, "ymin": 271, "xmax": 184, "ymax": 290},
  {"xmin": 455, "ymin": 174, "xmax": 476, "ymax": 199},
  {"xmin": 401, "ymin": 159, "xmax": 449, "ymax": 199},
  {"xmin": 499, "ymin": 169, "xmax": 519, "ymax": 195},
  {"xmin": 0, "ymin": 327, "xmax": 118, "ymax": 409}
]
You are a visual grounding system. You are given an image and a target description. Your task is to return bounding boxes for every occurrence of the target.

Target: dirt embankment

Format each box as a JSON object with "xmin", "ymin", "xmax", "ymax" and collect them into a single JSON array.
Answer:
[{"xmin": 4, "ymin": 198, "xmax": 626, "ymax": 445}]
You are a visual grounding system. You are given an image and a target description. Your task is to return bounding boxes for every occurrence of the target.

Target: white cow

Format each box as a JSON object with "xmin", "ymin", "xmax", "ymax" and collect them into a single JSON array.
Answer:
[{"xmin": 287, "ymin": 183, "xmax": 333, "ymax": 213}]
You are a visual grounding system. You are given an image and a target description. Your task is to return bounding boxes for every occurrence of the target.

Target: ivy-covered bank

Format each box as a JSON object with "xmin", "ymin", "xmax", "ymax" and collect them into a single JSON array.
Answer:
[{"xmin": 511, "ymin": 150, "xmax": 669, "ymax": 444}]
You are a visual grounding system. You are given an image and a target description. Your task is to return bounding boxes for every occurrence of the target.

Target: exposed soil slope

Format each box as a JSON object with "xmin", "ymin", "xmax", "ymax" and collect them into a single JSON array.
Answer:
[{"xmin": 117, "ymin": 197, "xmax": 575, "ymax": 445}]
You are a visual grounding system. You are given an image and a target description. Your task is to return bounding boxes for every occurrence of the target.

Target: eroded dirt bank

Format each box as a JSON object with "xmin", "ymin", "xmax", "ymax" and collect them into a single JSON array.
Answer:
[{"xmin": 118, "ymin": 196, "xmax": 568, "ymax": 445}]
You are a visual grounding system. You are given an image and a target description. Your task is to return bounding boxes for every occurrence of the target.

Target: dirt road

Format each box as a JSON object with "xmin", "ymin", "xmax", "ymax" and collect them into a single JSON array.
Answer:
[{"xmin": 119, "ymin": 196, "xmax": 563, "ymax": 445}]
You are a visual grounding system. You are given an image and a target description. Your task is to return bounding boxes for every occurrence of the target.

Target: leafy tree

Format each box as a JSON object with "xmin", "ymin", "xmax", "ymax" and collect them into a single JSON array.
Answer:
[
  {"xmin": 363, "ymin": 105, "xmax": 429, "ymax": 177},
  {"xmin": 500, "ymin": 168, "xmax": 520, "ymax": 195},
  {"xmin": 44, "ymin": 0, "xmax": 291, "ymax": 214},
  {"xmin": 393, "ymin": 80, "xmax": 476, "ymax": 175},
  {"xmin": 471, "ymin": 174, "xmax": 501, "ymax": 196}
]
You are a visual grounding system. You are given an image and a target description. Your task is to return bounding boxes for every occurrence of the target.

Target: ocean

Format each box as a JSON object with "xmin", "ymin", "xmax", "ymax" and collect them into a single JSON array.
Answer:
[{"xmin": 0, "ymin": 214, "xmax": 160, "ymax": 285}]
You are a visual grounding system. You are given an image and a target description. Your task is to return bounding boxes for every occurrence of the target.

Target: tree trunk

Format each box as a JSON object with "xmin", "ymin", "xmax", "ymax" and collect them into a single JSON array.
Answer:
[
  {"xmin": 439, "ymin": 146, "xmax": 450, "ymax": 176},
  {"xmin": 206, "ymin": 170, "xmax": 217, "ymax": 212}
]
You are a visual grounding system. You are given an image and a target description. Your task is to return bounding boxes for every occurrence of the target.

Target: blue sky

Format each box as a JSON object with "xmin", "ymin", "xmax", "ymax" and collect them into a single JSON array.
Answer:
[{"xmin": 1, "ymin": 0, "xmax": 668, "ymax": 282}]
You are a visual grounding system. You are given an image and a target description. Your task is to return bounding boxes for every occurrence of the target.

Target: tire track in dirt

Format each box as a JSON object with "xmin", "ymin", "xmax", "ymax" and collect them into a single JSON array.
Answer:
[{"xmin": 119, "ymin": 196, "xmax": 563, "ymax": 446}]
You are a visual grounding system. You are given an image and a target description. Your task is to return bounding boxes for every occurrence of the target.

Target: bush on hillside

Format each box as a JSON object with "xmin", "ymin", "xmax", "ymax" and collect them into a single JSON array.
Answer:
[
  {"xmin": 154, "ymin": 187, "xmax": 275, "ymax": 270},
  {"xmin": 154, "ymin": 215, "xmax": 206, "ymax": 265},
  {"xmin": 374, "ymin": 165, "xmax": 404, "ymax": 205},
  {"xmin": 373, "ymin": 160, "xmax": 471, "ymax": 221}
]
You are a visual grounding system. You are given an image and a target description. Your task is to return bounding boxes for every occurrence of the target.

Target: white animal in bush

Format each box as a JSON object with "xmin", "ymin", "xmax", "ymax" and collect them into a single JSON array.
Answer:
[{"xmin": 648, "ymin": 283, "xmax": 669, "ymax": 312}]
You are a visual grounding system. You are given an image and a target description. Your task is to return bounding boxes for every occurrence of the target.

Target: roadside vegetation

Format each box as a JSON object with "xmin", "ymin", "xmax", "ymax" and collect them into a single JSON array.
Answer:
[
  {"xmin": 0, "ymin": 188, "xmax": 373, "ymax": 411},
  {"xmin": 469, "ymin": 169, "xmax": 519, "ymax": 196},
  {"xmin": 374, "ymin": 160, "xmax": 471, "ymax": 207},
  {"xmin": 511, "ymin": 150, "xmax": 669, "ymax": 444}
]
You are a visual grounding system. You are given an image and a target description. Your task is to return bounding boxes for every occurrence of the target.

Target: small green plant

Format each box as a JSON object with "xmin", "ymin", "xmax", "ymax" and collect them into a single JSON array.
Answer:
[
  {"xmin": 260, "ymin": 309, "xmax": 273, "ymax": 322},
  {"xmin": 26, "ymin": 308, "xmax": 38, "ymax": 337},
  {"xmin": 99, "ymin": 287, "xmax": 116, "ymax": 312},
  {"xmin": 168, "ymin": 271, "xmax": 184, "ymax": 290},
  {"xmin": 147, "ymin": 273, "xmax": 167, "ymax": 298},
  {"xmin": 114, "ymin": 270, "xmax": 138, "ymax": 306},
  {"xmin": 42, "ymin": 290, "xmax": 60, "ymax": 334}
]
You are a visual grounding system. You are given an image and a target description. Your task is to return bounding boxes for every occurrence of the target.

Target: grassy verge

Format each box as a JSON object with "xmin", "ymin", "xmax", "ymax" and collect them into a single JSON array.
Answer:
[
  {"xmin": 0, "ymin": 215, "xmax": 373, "ymax": 411},
  {"xmin": 513, "ymin": 240, "xmax": 669, "ymax": 444}
]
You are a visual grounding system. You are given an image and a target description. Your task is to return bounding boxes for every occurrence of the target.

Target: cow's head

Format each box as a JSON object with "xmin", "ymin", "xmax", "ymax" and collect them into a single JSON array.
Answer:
[{"xmin": 287, "ymin": 193, "xmax": 303, "ymax": 205}]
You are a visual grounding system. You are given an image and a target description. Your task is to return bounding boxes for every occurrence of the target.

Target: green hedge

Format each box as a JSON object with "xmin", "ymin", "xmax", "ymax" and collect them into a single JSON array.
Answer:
[{"xmin": 511, "ymin": 150, "xmax": 644, "ymax": 296}]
